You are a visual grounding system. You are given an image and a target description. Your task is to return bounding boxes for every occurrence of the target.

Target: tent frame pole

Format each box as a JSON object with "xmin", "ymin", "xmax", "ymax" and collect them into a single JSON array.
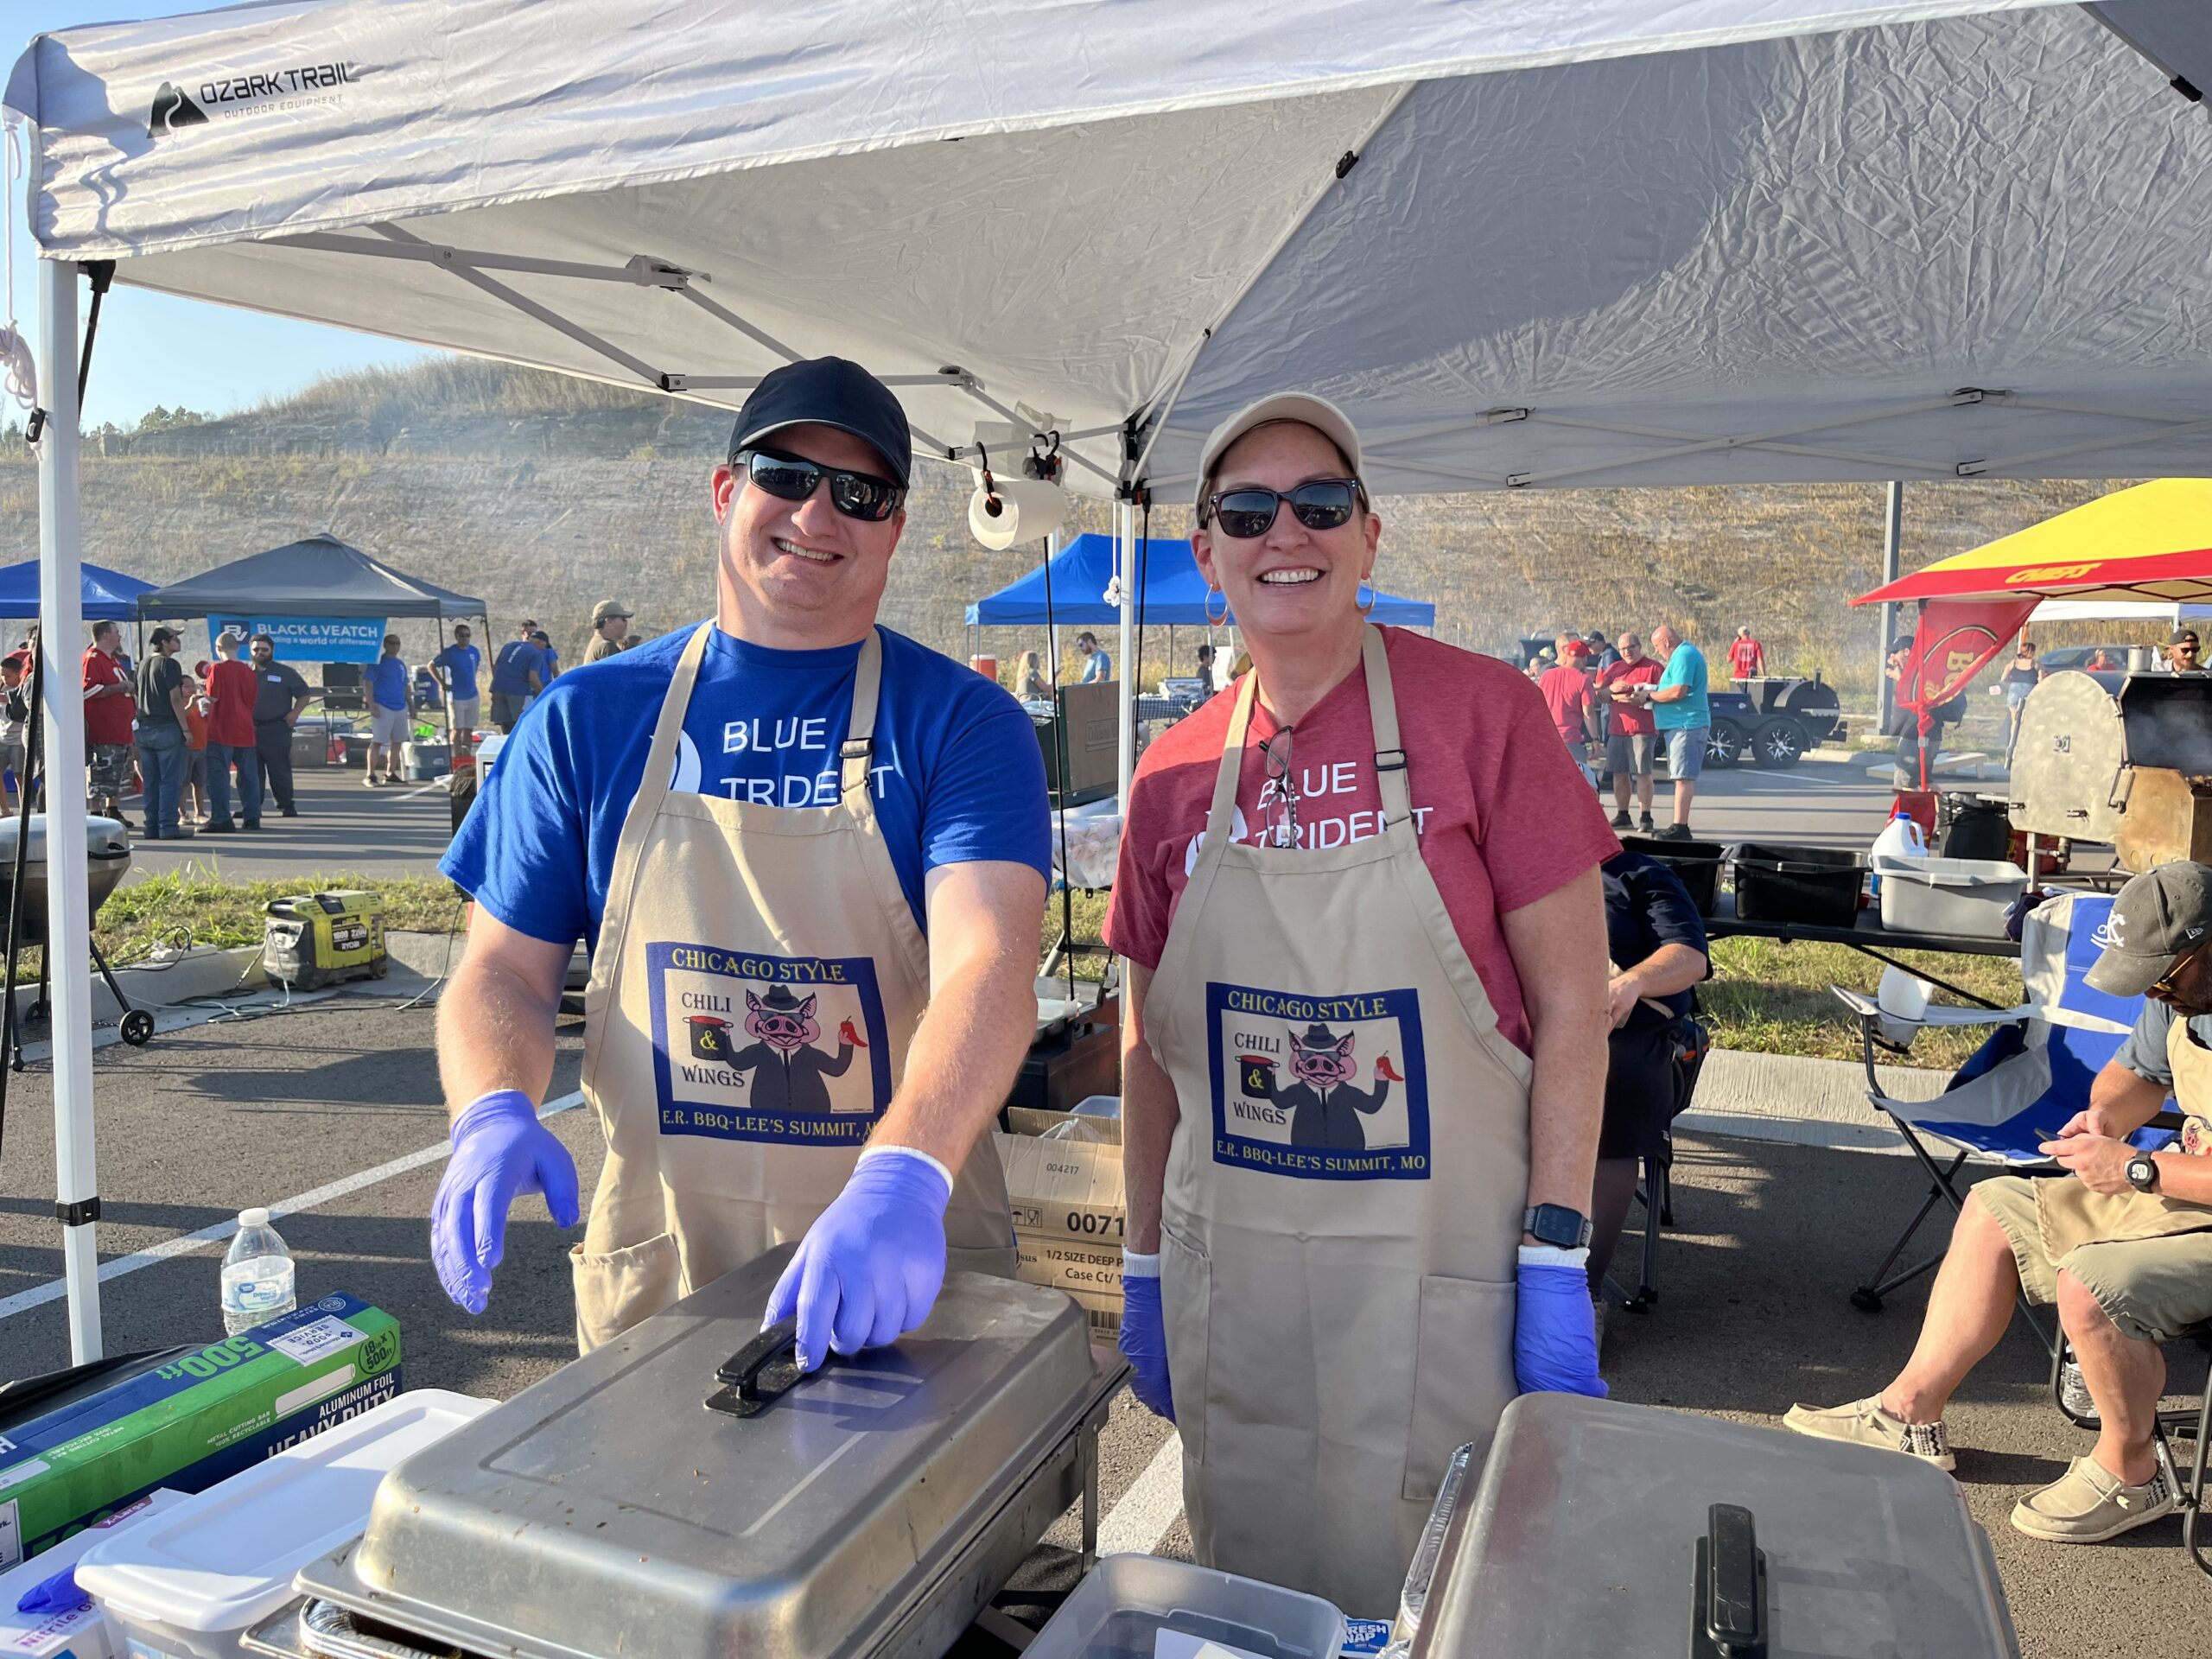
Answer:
[
  {"xmin": 36, "ymin": 252, "xmax": 103, "ymax": 1363},
  {"xmin": 1116, "ymin": 501, "xmax": 1136, "ymax": 815},
  {"xmin": 1878, "ymin": 481, "xmax": 1904, "ymax": 740}
]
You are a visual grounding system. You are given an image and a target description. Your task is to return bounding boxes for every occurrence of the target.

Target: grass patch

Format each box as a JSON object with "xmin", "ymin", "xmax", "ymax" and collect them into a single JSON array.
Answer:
[{"xmin": 55, "ymin": 870, "xmax": 467, "ymax": 977}]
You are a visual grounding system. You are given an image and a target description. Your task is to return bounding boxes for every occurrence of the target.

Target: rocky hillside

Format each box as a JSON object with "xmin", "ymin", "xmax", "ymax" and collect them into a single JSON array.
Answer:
[{"xmin": 0, "ymin": 359, "xmax": 2135, "ymax": 691}]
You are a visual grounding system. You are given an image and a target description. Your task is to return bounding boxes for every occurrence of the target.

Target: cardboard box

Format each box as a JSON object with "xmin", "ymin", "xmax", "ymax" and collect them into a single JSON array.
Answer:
[
  {"xmin": 995, "ymin": 1114, "xmax": 1127, "ymax": 1338},
  {"xmin": 0, "ymin": 1295, "xmax": 400, "ymax": 1569},
  {"xmin": 0, "ymin": 1490, "xmax": 190, "ymax": 1659}
]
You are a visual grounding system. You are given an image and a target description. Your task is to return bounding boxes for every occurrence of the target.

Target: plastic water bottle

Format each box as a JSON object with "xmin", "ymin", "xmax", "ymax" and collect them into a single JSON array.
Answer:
[
  {"xmin": 221, "ymin": 1208, "xmax": 296, "ymax": 1335},
  {"xmin": 1869, "ymin": 810, "xmax": 1928, "ymax": 899}
]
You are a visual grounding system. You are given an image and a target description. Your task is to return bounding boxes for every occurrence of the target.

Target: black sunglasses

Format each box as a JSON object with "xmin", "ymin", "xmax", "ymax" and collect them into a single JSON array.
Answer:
[
  {"xmin": 1200, "ymin": 477, "xmax": 1364, "ymax": 539},
  {"xmin": 734, "ymin": 448, "xmax": 905, "ymax": 524}
]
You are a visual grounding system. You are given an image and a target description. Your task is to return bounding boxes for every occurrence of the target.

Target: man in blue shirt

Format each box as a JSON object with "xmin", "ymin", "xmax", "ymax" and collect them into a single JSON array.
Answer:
[
  {"xmin": 435, "ymin": 358, "xmax": 1050, "ymax": 1370},
  {"xmin": 365, "ymin": 632, "xmax": 415, "ymax": 787},
  {"xmin": 1637, "ymin": 623, "xmax": 1711, "ymax": 840},
  {"xmin": 488, "ymin": 622, "xmax": 546, "ymax": 734},
  {"xmin": 1077, "ymin": 632, "xmax": 1111, "ymax": 683},
  {"xmin": 432, "ymin": 623, "xmax": 482, "ymax": 745}
]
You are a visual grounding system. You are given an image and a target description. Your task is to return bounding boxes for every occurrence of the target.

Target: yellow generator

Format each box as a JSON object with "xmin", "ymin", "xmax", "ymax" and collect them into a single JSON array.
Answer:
[{"xmin": 264, "ymin": 890, "xmax": 389, "ymax": 989}]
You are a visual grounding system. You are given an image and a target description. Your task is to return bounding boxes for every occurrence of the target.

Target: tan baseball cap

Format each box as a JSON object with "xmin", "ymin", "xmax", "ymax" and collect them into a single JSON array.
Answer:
[
  {"xmin": 590, "ymin": 600, "xmax": 634, "ymax": 626},
  {"xmin": 1193, "ymin": 392, "xmax": 1363, "ymax": 517}
]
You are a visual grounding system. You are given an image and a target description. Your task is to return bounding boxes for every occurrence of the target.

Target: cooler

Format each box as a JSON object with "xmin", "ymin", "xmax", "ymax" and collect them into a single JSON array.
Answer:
[{"xmin": 1401, "ymin": 1395, "xmax": 2019, "ymax": 1658}]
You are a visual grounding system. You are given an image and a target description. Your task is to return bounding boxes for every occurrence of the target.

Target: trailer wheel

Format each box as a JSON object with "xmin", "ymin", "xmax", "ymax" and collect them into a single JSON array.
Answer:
[
  {"xmin": 1704, "ymin": 719, "xmax": 1745, "ymax": 770},
  {"xmin": 119, "ymin": 1008, "xmax": 155, "ymax": 1046},
  {"xmin": 1752, "ymin": 716, "xmax": 1808, "ymax": 769}
]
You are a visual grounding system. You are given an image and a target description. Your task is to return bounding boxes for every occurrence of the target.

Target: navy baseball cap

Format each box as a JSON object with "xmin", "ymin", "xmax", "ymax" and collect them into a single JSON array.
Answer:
[{"xmin": 728, "ymin": 357, "xmax": 912, "ymax": 486}]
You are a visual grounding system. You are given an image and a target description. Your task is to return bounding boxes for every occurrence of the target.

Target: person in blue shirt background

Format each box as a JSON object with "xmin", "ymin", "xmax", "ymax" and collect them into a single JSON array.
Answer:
[
  {"xmin": 432, "ymin": 623, "xmax": 483, "ymax": 744},
  {"xmin": 365, "ymin": 632, "xmax": 415, "ymax": 787},
  {"xmin": 530, "ymin": 629, "xmax": 561, "ymax": 705},
  {"xmin": 436, "ymin": 357, "xmax": 1050, "ymax": 1369},
  {"xmin": 1635, "ymin": 623, "xmax": 1711, "ymax": 840},
  {"xmin": 1076, "ymin": 630, "xmax": 1112, "ymax": 683},
  {"xmin": 489, "ymin": 622, "xmax": 546, "ymax": 733}
]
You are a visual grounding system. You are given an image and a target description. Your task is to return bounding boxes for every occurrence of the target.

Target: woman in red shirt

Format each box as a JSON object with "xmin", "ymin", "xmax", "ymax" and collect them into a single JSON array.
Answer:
[{"xmin": 1104, "ymin": 393, "xmax": 1617, "ymax": 1617}]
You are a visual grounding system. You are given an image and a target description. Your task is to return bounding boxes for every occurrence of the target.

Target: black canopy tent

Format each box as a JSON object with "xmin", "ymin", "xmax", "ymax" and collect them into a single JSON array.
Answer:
[{"xmin": 135, "ymin": 533, "xmax": 486, "ymax": 621}]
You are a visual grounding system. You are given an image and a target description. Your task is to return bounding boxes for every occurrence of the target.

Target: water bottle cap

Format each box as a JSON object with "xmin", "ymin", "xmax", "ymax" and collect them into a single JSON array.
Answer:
[{"xmin": 238, "ymin": 1207, "xmax": 270, "ymax": 1228}]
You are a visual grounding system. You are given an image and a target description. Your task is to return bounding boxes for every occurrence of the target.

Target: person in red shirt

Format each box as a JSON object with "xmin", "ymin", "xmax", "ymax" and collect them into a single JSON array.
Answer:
[
  {"xmin": 81, "ymin": 619, "xmax": 137, "ymax": 821},
  {"xmin": 1595, "ymin": 632, "xmax": 1664, "ymax": 831},
  {"xmin": 1536, "ymin": 633, "xmax": 1601, "ymax": 782},
  {"xmin": 1726, "ymin": 625, "xmax": 1766, "ymax": 683},
  {"xmin": 1104, "ymin": 391, "xmax": 1616, "ymax": 1615},
  {"xmin": 201, "ymin": 629, "xmax": 264, "ymax": 832},
  {"xmin": 181, "ymin": 661, "xmax": 213, "ymax": 827}
]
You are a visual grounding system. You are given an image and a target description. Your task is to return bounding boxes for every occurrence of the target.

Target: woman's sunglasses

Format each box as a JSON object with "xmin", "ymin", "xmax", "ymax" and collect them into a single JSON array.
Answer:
[
  {"xmin": 1200, "ymin": 478, "xmax": 1364, "ymax": 540},
  {"xmin": 734, "ymin": 448, "xmax": 905, "ymax": 523}
]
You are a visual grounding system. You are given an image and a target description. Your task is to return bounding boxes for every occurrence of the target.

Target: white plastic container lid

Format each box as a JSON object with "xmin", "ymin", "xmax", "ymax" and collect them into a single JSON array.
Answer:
[
  {"xmin": 74, "ymin": 1389, "xmax": 492, "ymax": 1635},
  {"xmin": 0, "ymin": 1490, "xmax": 191, "ymax": 1659}
]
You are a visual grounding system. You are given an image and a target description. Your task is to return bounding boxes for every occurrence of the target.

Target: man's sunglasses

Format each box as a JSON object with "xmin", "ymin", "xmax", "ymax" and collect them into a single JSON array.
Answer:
[
  {"xmin": 1200, "ymin": 478, "xmax": 1365, "ymax": 540},
  {"xmin": 2152, "ymin": 944, "xmax": 2208, "ymax": 1000},
  {"xmin": 734, "ymin": 448, "xmax": 905, "ymax": 523}
]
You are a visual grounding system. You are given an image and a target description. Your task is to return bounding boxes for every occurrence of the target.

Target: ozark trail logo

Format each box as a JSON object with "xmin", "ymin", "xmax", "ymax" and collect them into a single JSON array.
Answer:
[
  {"xmin": 147, "ymin": 81, "xmax": 208, "ymax": 137},
  {"xmin": 147, "ymin": 60, "xmax": 361, "ymax": 137}
]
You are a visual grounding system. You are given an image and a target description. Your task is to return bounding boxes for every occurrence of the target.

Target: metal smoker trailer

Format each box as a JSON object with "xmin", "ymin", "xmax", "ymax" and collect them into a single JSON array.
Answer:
[
  {"xmin": 247, "ymin": 1250, "xmax": 1128, "ymax": 1659},
  {"xmin": 2006, "ymin": 670, "xmax": 2212, "ymax": 875}
]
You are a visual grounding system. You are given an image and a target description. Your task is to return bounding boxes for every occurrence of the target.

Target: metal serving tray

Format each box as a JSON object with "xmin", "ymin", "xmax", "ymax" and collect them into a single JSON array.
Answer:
[{"xmin": 297, "ymin": 1249, "xmax": 1109, "ymax": 1659}]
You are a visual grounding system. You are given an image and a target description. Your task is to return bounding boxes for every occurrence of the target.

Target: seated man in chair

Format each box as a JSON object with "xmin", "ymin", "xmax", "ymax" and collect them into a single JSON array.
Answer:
[{"xmin": 1788, "ymin": 861, "xmax": 2212, "ymax": 1544}]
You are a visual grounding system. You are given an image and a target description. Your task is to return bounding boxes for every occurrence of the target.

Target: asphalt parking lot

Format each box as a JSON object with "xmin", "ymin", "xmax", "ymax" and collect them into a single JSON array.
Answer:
[{"xmin": 3, "ymin": 995, "xmax": 2202, "ymax": 1654}]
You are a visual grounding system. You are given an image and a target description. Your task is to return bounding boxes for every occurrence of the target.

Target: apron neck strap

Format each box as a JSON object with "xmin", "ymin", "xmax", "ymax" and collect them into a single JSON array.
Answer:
[
  {"xmin": 637, "ymin": 623, "xmax": 715, "ymax": 798},
  {"xmin": 1206, "ymin": 625, "xmax": 1407, "ymax": 840},
  {"xmin": 839, "ymin": 630, "xmax": 885, "ymax": 797}
]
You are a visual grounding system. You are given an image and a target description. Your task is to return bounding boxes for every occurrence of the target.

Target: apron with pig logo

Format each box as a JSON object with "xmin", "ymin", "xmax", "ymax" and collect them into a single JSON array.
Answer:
[
  {"xmin": 569, "ymin": 622, "xmax": 1014, "ymax": 1352},
  {"xmin": 1146, "ymin": 626, "xmax": 1533, "ymax": 1618}
]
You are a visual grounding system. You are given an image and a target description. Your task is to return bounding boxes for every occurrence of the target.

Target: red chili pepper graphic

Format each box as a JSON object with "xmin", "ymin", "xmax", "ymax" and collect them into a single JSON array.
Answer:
[
  {"xmin": 1375, "ymin": 1054, "xmax": 1405, "ymax": 1083},
  {"xmin": 839, "ymin": 1017, "xmax": 868, "ymax": 1048}
]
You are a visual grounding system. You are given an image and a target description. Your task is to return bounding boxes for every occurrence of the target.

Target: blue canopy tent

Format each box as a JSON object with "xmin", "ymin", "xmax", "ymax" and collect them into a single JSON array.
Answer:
[
  {"xmin": 0, "ymin": 559, "xmax": 152, "ymax": 621},
  {"xmin": 966, "ymin": 533, "xmax": 1434, "ymax": 626}
]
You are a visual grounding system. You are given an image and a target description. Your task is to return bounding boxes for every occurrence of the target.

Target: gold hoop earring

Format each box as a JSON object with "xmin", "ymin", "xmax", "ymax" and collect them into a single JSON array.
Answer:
[
  {"xmin": 1355, "ymin": 579, "xmax": 1377, "ymax": 618},
  {"xmin": 1205, "ymin": 586, "xmax": 1230, "ymax": 627}
]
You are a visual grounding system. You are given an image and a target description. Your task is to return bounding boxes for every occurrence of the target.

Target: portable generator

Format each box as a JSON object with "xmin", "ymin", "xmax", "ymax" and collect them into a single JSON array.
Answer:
[{"xmin": 264, "ymin": 890, "xmax": 389, "ymax": 988}]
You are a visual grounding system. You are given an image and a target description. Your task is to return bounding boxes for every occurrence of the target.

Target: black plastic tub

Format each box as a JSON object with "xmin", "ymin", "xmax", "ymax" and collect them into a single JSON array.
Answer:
[
  {"xmin": 1732, "ymin": 842, "xmax": 1866, "ymax": 927},
  {"xmin": 1618, "ymin": 834, "xmax": 1726, "ymax": 917}
]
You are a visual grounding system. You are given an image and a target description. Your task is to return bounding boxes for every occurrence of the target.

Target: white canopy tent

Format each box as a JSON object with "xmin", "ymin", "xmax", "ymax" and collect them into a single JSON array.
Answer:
[
  {"xmin": 2031, "ymin": 598, "xmax": 2212, "ymax": 622},
  {"xmin": 9, "ymin": 0, "xmax": 2212, "ymax": 1355}
]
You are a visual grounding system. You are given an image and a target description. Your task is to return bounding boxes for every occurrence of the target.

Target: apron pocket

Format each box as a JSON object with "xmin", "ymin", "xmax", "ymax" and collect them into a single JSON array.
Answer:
[
  {"xmin": 1160, "ymin": 1224, "xmax": 1211, "ymax": 1467},
  {"xmin": 1402, "ymin": 1273, "xmax": 1516, "ymax": 1503},
  {"xmin": 570, "ymin": 1230, "xmax": 678, "ymax": 1355}
]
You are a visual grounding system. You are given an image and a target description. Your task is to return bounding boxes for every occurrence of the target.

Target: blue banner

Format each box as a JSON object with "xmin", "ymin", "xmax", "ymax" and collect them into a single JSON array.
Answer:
[{"xmin": 208, "ymin": 616, "xmax": 386, "ymax": 663}]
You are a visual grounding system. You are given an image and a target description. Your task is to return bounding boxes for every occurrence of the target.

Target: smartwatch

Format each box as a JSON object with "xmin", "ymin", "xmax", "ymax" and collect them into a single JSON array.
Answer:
[
  {"xmin": 2126, "ymin": 1154, "xmax": 2160, "ymax": 1194},
  {"xmin": 1522, "ymin": 1204, "xmax": 1594, "ymax": 1250}
]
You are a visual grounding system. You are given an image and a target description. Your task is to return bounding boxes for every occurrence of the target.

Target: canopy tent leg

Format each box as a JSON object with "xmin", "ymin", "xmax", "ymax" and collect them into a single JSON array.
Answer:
[
  {"xmin": 1116, "ymin": 501, "xmax": 1136, "ymax": 815},
  {"xmin": 1878, "ymin": 481, "xmax": 1903, "ymax": 739},
  {"xmin": 36, "ymin": 255, "xmax": 102, "ymax": 1363}
]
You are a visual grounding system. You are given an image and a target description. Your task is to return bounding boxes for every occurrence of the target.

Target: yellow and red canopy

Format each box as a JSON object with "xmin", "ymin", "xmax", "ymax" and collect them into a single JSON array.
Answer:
[{"xmin": 1855, "ymin": 480, "xmax": 2212, "ymax": 607}]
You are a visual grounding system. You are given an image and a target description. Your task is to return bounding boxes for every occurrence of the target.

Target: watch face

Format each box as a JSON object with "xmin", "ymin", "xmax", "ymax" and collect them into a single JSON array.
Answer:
[{"xmin": 2127, "ymin": 1156, "xmax": 2157, "ymax": 1191}]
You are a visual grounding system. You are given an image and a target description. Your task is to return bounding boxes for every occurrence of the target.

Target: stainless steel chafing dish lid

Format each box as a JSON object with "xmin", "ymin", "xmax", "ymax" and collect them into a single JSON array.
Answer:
[{"xmin": 298, "ymin": 1249, "xmax": 1094, "ymax": 1659}]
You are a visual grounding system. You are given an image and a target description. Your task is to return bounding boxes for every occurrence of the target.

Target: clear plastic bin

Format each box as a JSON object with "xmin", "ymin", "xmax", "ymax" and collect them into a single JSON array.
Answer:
[{"xmin": 1025, "ymin": 1555, "xmax": 1344, "ymax": 1659}]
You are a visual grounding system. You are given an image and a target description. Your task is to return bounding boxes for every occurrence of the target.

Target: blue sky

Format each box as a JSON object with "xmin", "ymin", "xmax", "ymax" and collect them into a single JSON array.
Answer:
[{"xmin": 9, "ymin": 1, "xmax": 435, "ymax": 431}]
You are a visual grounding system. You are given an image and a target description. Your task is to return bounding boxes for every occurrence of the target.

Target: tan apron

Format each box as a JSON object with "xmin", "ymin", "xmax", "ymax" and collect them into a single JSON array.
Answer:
[
  {"xmin": 2037, "ymin": 1015, "xmax": 2212, "ymax": 1255},
  {"xmin": 569, "ymin": 622, "xmax": 1014, "ymax": 1352},
  {"xmin": 1147, "ymin": 626, "xmax": 1533, "ymax": 1619}
]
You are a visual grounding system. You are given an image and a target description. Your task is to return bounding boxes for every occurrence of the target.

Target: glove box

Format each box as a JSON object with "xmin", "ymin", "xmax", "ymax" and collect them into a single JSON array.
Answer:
[{"xmin": 294, "ymin": 1249, "xmax": 1122, "ymax": 1659}]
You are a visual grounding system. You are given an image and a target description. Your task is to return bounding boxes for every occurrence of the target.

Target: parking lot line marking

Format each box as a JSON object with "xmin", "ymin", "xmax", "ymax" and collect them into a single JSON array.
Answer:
[
  {"xmin": 400, "ymin": 779, "xmax": 448, "ymax": 800},
  {"xmin": 1096, "ymin": 1434, "xmax": 1185, "ymax": 1556},
  {"xmin": 0, "ymin": 1090, "xmax": 587, "ymax": 1324}
]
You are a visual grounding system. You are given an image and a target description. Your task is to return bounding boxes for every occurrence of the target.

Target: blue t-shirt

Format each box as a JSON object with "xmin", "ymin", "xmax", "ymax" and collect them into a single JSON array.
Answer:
[
  {"xmin": 442, "ymin": 623, "xmax": 1052, "ymax": 951},
  {"xmin": 1653, "ymin": 642, "xmax": 1710, "ymax": 731},
  {"xmin": 368, "ymin": 655, "xmax": 410, "ymax": 712},
  {"xmin": 434, "ymin": 644, "xmax": 481, "ymax": 700},
  {"xmin": 1081, "ymin": 650, "xmax": 1111, "ymax": 684},
  {"xmin": 1601, "ymin": 850, "xmax": 1711, "ymax": 1031},
  {"xmin": 491, "ymin": 639, "xmax": 546, "ymax": 696}
]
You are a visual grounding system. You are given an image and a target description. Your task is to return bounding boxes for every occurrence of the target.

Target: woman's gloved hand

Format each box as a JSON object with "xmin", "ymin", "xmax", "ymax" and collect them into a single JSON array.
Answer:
[
  {"xmin": 1119, "ymin": 1252, "xmax": 1174, "ymax": 1420},
  {"xmin": 430, "ymin": 1090, "xmax": 582, "ymax": 1315},
  {"xmin": 1514, "ymin": 1246, "xmax": 1608, "ymax": 1397},
  {"xmin": 765, "ymin": 1147, "xmax": 950, "ymax": 1372}
]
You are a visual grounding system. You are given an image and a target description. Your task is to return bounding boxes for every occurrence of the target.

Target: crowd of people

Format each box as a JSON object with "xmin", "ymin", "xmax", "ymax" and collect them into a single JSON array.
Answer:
[{"xmin": 1528, "ymin": 623, "xmax": 1728, "ymax": 839}]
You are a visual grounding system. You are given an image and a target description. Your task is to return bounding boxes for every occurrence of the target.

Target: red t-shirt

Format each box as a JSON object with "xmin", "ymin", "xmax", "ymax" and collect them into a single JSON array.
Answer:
[
  {"xmin": 1727, "ymin": 638, "xmax": 1765, "ymax": 679},
  {"xmin": 1595, "ymin": 658, "xmax": 1662, "ymax": 734},
  {"xmin": 1535, "ymin": 664, "xmax": 1595, "ymax": 748},
  {"xmin": 1105, "ymin": 628, "xmax": 1619, "ymax": 1054},
  {"xmin": 206, "ymin": 659, "xmax": 260, "ymax": 748},
  {"xmin": 82, "ymin": 646, "xmax": 134, "ymax": 747}
]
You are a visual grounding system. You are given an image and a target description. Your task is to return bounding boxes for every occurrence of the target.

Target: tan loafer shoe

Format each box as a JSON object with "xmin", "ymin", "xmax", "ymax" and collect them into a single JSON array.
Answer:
[
  {"xmin": 2011, "ymin": 1453, "xmax": 2176, "ymax": 1543},
  {"xmin": 1782, "ymin": 1395, "xmax": 1955, "ymax": 1471}
]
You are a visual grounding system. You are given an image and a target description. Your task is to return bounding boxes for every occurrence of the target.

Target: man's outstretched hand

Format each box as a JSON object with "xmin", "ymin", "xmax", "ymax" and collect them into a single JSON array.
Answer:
[{"xmin": 764, "ymin": 1148, "xmax": 950, "ymax": 1371}]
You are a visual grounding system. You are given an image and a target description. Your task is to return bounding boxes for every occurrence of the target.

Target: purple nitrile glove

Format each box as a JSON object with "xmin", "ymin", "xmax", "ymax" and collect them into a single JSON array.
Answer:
[
  {"xmin": 764, "ymin": 1147, "xmax": 953, "ymax": 1372},
  {"xmin": 1514, "ymin": 1249, "xmax": 1608, "ymax": 1398},
  {"xmin": 1117, "ymin": 1255, "xmax": 1173, "ymax": 1421},
  {"xmin": 430, "ymin": 1089, "xmax": 581, "ymax": 1315}
]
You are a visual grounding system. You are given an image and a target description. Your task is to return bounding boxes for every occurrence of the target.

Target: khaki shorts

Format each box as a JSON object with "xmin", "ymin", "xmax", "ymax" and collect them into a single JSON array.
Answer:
[
  {"xmin": 1975, "ymin": 1174, "xmax": 2212, "ymax": 1344},
  {"xmin": 450, "ymin": 696, "xmax": 480, "ymax": 732}
]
